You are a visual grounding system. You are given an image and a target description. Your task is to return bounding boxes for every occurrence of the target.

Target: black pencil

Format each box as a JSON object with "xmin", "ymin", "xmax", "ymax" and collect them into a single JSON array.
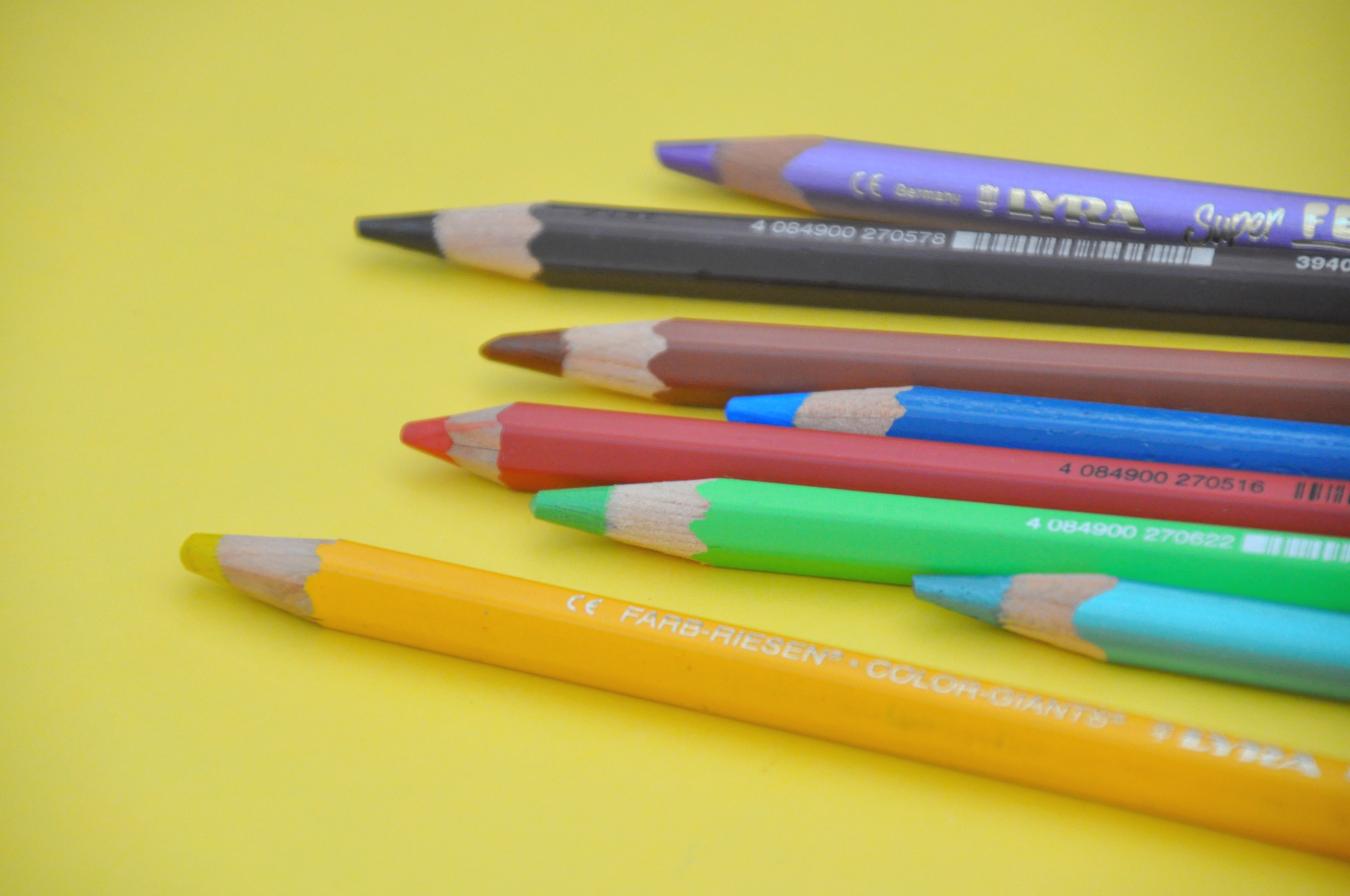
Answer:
[{"xmin": 356, "ymin": 202, "xmax": 1350, "ymax": 326}]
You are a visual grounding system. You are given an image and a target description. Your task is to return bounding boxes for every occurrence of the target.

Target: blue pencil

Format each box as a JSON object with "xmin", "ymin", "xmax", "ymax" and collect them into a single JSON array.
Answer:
[
  {"xmin": 911, "ymin": 574, "xmax": 1350, "ymax": 701},
  {"xmin": 725, "ymin": 386, "xmax": 1350, "ymax": 479}
]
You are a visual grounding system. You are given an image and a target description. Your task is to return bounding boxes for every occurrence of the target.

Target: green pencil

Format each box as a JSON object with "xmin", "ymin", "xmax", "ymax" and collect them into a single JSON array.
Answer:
[{"xmin": 530, "ymin": 479, "xmax": 1350, "ymax": 612}]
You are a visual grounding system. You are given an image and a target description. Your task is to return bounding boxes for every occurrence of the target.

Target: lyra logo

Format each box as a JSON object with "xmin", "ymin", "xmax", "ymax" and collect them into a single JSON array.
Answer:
[{"xmin": 979, "ymin": 185, "xmax": 1145, "ymax": 231}]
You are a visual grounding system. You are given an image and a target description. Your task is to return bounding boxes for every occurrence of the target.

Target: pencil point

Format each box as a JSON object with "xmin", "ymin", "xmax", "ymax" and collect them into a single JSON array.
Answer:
[
  {"xmin": 531, "ymin": 486, "xmax": 613, "ymax": 536},
  {"xmin": 479, "ymin": 329, "xmax": 565, "ymax": 376},
  {"xmin": 724, "ymin": 392, "xmax": 808, "ymax": 427},
  {"xmin": 401, "ymin": 417, "xmax": 454, "ymax": 457},
  {"xmin": 911, "ymin": 576, "xmax": 1010, "ymax": 626},
  {"xmin": 655, "ymin": 140, "xmax": 721, "ymax": 182},
  {"xmin": 181, "ymin": 533, "xmax": 228, "ymax": 585},
  {"xmin": 355, "ymin": 213, "xmax": 443, "ymax": 258}
]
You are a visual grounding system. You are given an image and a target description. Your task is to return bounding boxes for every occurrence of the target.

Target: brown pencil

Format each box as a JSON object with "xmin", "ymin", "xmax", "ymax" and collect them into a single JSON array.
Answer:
[{"xmin": 479, "ymin": 318, "xmax": 1350, "ymax": 423}]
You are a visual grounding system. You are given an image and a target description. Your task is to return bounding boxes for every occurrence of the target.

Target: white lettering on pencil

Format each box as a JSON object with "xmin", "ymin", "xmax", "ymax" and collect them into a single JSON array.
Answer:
[
  {"xmin": 864, "ymin": 660, "xmax": 1118, "ymax": 726},
  {"xmin": 848, "ymin": 170, "xmax": 959, "ymax": 206},
  {"xmin": 1003, "ymin": 187, "xmax": 1145, "ymax": 232},
  {"xmin": 616, "ymin": 605, "xmax": 707, "ymax": 638},
  {"xmin": 619, "ymin": 606, "xmax": 841, "ymax": 665},
  {"xmin": 1184, "ymin": 203, "xmax": 1285, "ymax": 245},
  {"xmin": 678, "ymin": 618, "xmax": 703, "ymax": 638},
  {"xmin": 566, "ymin": 595, "xmax": 603, "ymax": 616},
  {"xmin": 617, "ymin": 606, "xmax": 1338, "ymax": 780},
  {"xmin": 803, "ymin": 644, "xmax": 835, "ymax": 666},
  {"xmin": 1166, "ymin": 728, "xmax": 1322, "ymax": 778},
  {"xmin": 1298, "ymin": 201, "xmax": 1350, "ymax": 246},
  {"xmin": 892, "ymin": 182, "xmax": 960, "ymax": 206}
]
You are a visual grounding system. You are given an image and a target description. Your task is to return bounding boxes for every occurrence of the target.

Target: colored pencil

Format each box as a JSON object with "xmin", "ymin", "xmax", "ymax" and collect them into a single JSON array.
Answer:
[
  {"xmin": 355, "ymin": 203, "xmax": 1350, "ymax": 324},
  {"xmin": 911, "ymin": 574, "xmax": 1350, "ymax": 700},
  {"xmin": 478, "ymin": 318, "xmax": 1350, "ymax": 423},
  {"xmin": 725, "ymin": 387, "xmax": 1350, "ymax": 479},
  {"xmin": 181, "ymin": 534, "xmax": 1350, "ymax": 859},
  {"xmin": 656, "ymin": 135, "xmax": 1350, "ymax": 252},
  {"xmin": 529, "ymin": 479, "xmax": 1350, "ymax": 612},
  {"xmin": 402, "ymin": 403, "xmax": 1350, "ymax": 537}
]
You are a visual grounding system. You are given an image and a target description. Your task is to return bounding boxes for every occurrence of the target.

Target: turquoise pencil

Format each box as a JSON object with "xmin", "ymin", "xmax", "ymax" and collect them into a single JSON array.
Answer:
[
  {"xmin": 725, "ymin": 386, "xmax": 1350, "ymax": 478},
  {"xmin": 911, "ymin": 574, "xmax": 1350, "ymax": 701}
]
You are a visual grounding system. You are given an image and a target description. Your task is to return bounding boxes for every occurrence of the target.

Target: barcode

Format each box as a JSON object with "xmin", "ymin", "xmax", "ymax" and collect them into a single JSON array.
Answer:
[
  {"xmin": 1240, "ymin": 533, "xmax": 1350, "ymax": 562},
  {"xmin": 1293, "ymin": 481, "xmax": 1349, "ymax": 505},
  {"xmin": 951, "ymin": 231, "xmax": 1216, "ymax": 267}
]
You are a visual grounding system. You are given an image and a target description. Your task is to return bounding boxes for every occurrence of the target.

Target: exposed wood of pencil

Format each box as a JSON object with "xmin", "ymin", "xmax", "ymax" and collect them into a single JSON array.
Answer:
[
  {"xmin": 713, "ymin": 136, "xmax": 822, "ymax": 208},
  {"xmin": 793, "ymin": 387, "xmax": 908, "ymax": 436},
  {"xmin": 358, "ymin": 205, "xmax": 542, "ymax": 277},
  {"xmin": 998, "ymin": 575, "xmax": 1113, "ymax": 657},
  {"xmin": 606, "ymin": 479, "xmax": 710, "ymax": 557}
]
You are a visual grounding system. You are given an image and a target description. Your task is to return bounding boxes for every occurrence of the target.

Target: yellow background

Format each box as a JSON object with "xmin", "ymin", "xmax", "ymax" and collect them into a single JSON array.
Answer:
[{"xmin": 4, "ymin": 1, "xmax": 1349, "ymax": 891}]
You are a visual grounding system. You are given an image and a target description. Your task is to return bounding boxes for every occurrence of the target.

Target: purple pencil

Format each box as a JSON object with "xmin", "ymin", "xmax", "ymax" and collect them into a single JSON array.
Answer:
[{"xmin": 656, "ymin": 135, "xmax": 1350, "ymax": 252}]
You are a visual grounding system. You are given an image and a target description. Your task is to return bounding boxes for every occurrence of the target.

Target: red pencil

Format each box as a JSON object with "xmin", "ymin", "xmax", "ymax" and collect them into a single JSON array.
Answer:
[{"xmin": 400, "ymin": 403, "xmax": 1350, "ymax": 536}]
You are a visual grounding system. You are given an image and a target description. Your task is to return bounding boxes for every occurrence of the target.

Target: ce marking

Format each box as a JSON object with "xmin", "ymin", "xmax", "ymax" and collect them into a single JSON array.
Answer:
[
  {"xmin": 849, "ymin": 170, "xmax": 885, "ymax": 199},
  {"xmin": 566, "ymin": 593, "xmax": 604, "ymax": 616}
]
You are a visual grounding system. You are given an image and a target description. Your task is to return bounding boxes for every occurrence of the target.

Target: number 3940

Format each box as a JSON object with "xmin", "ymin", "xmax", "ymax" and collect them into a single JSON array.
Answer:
[{"xmin": 1296, "ymin": 255, "xmax": 1350, "ymax": 271}]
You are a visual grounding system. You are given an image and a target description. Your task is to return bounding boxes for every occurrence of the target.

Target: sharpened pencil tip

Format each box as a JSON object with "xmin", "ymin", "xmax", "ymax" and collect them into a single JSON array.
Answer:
[
  {"xmin": 655, "ymin": 140, "xmax": 721, "ymax": 183},
  {"xmin": 479, "ymin": 329, "xmax": 565, "ymax": 376},
  {"xmin": 181, "ymin": 533, "xmax": 228, "ymax": 585},
  {"xmin": 355, "ymin": 213, "xmax": 444, "ymax": 258},
  {"xmin": 911, "ymin": 576, "xmax": 1010, "ymax": 626},
  {"xmin": 401, "ymin": 418, "xmax": 455, "ymax": 457},
  {"xmin": 531, "ymin": 486, "xmax": 613, "ymax": 536}
]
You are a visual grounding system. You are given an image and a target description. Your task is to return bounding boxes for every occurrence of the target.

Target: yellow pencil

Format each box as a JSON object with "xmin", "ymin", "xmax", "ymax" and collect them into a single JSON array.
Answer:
[{"xmin": 181, "ymin": 534, "xmax": 1350, "ymax": 860}]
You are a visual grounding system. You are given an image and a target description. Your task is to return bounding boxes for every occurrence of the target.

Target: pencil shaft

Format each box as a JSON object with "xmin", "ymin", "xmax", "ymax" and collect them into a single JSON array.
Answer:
[
  {"xmin": 530, "ymin": 479, "xmax": 1350, "ymax": 612},
  {"xmin": 515, "ymin": 204, "xmax": 1350, "ymax": 324},
  {"xmin": 912, "ymin": 575, "xmax": 1350, "ymax": 700},
  {"xmin": 407, "ymin": 403, "xmax": 1350, "ymax": 537},
  {"xmin": 187, "ymin": 536, "xmax": 1350, "ymax": 860},
  {"xmin": 479, "ymin": 319, "xmax": 1350, "ymax": 423},
  {"xmin": 1075, "ymin": 582, "xmax": 1350, "ymax": 698},
  {"xmin": 726, "ymin": 386, "xmax": 1350, "ymax": 479},
  {"xmin": 657, "ymin": 136, "xmax": 1350, "ymax": 252}
]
